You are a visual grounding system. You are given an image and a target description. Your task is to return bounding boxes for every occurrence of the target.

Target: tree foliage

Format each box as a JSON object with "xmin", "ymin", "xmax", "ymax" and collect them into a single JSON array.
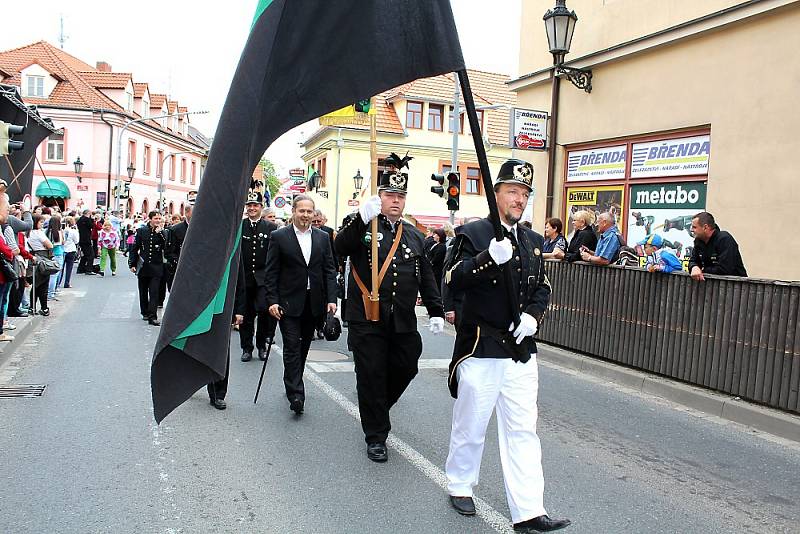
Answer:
[{"xmin": 259, "ymin": 158, "xmax": 281, "ymax": 198}]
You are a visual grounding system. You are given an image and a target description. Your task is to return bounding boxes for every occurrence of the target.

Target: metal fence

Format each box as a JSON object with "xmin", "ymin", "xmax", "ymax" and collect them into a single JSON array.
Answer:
[{"xmin": 539, "ymin": 261, "xmax": 800, "ymax": 414}]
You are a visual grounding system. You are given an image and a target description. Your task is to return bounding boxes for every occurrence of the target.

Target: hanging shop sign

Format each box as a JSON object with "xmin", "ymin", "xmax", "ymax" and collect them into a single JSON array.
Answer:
[
  {"xmin": 630, "ymin": 135, "xmax": 710, "ymax": 178},
  {"xmin": 564, "ymin": 184, "xmax": 625, "ymax": 241},
  {"xmin": 627, "ymin": 181, "xmax": 707, "ymax": 269},
  {"xmin": 510, "ymin": 108, "xmax": 548, "ymax": 150},
  {"xmin": 566, "ymin": 145, "xmax": 627, "ymax": 181}
]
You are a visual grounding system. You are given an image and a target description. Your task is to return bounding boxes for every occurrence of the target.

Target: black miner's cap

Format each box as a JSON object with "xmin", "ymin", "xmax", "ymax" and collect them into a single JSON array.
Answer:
[
  {"xmin": 378, "ymin": 152, "xmax": 413, "ymax": 195},
  {"xmin": 246, "ymin": 189, "xmax": 264, "ymax": 205},
  {"xmin": 495, "ymin": 159, "xmax": 534, "ymax": 192}
]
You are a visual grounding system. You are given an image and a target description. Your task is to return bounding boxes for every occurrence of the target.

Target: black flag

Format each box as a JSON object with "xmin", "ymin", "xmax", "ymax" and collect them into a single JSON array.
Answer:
[{"xmin": 151, "ymin": 0, "xmax": 465, "ymax": 423}]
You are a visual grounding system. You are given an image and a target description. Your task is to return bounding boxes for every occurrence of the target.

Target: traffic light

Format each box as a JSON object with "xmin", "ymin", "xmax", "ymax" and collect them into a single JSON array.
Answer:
[
  {"xmin": 430, "ymin": 173, "xmax": 445, "ymax": 197},
  {"xmin": 446, "ymin": 171, "xmax": 460, "ymax": 211},
  {"xmin": 0, "ymin": 121, "xmax": 25, "ymax": 156}
]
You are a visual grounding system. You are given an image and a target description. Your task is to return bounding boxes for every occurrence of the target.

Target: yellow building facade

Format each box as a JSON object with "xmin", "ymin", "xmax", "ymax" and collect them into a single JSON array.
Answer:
[
  {"xmin": 301, "ymin": 70, "xmax": 516, "ymax": 230},
  {"xmin": 511, "ymin": 0, "xmax": 800, "ymax": 280}
]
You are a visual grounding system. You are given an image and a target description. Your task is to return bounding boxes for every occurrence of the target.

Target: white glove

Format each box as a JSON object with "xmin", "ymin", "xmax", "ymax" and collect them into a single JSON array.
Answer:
[
  {"xmin": 359, "ymin": 195, "xmax": 382, "ymax": 224},
  {"xmin": 488, "ymin": 238, "xmax": 513, "ymax": 265},
  {"xmin": 509, "ymin": 312, "xmax": 538, "ymax": 344},
  {"xmin": 429, "ymin": 316, "xmax": 445, "ymax": 335}
]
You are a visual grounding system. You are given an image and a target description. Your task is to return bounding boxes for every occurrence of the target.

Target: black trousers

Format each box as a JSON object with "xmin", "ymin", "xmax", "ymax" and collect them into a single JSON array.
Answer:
[
  {"xmin": 239, "ymin": 284, "xmax": 275, "ymax": 352},
  {"xmin": 278, "ymin": 291, "xmax": 317, "ymax": 402},
  {"xmin": 31, "ymin": 273, "xmax": 49, "ymax": 311},
  {"xmin": 77, "ymin": 242, "xmax": 94, "ymax": 273},
  {"xmin": 138, "ymin": 274, "xmax": 161, "ymax": 318},
  {"xmin": 207, "ymin": 351, "xmax": 230, "ymax": 401},
  {"xmin": 7, "ymin": 279, "xmax": 24, "ymax": 316},
  {"xmin": 158, "ymin": 270, "xmax": 173, "ymax": 307},
  {"xmin": 349, "ymin": 320, "xmax": 423, "ymax": 444}
]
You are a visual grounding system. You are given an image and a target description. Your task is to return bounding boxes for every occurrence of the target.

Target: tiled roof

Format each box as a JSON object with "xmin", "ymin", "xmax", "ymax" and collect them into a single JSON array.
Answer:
[
  {"xmin": 317, "ymin": 69, "xmax": 516, "ymax": 146},
  {"xmin": 150, "ymin": 93, "xmax": 167, "ymax": 108},
  {"xmin": 76, "ymin": 70, "xmax": 132, "ymax": 89},
  {"xmin": 167, "ymin": 100, "xmax": 178, "ymax": 113},
  {"xmin": 178, "ymin": 106, "xmax": 188, "ymax": 113},
  {"xmin": 133, "ymin": 82, "xmax": 149, "ymax": 97},
  {"xmin": 0, "ymin": 41, "xmax": 204, "ymax": 147}
]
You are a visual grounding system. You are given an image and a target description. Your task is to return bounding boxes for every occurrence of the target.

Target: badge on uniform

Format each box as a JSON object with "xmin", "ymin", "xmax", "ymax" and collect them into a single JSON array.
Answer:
[
  {"xmin": 534, "ymin": 248, "xmax": 541, "ymax": 256},
  {"xmin": 362, "ymin": 232, "xmax": 384, "ymax": 246}
]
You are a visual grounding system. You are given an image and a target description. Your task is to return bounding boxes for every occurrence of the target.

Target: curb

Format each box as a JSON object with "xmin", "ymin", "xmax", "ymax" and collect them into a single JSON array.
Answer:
[
  {"xmin": 0, "ymin": 314, "xmax": 42, "ymax": 365},
  {"xmin": 538, "ymin": 343, "xmax": 800, "ymax": 443}
]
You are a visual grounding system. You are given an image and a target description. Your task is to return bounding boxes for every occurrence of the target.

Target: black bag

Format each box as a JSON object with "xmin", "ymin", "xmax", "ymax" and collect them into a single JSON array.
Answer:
[
  {"xmin": 0, "ymin": 256, "xmax": 18, "ymax": 282},
  {"xmin": 322, "ymin": 311, "xmax": 342, "ymax": 341}
]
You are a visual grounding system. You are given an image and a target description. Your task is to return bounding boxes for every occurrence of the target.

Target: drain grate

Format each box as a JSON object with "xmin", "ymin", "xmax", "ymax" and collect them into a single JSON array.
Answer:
[{"xmin": 0, "ymin": 384, "xmax": 46, "ymax": 398}]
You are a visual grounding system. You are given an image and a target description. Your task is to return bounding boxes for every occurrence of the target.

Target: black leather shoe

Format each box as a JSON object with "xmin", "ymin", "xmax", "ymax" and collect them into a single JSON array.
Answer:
[
  {"xmin": 366, "ymin": 442, "xmax": 387, "ymax": 462},
  {"xmin": 241, "ymin": 351, "xmax": 252, "ymax": 362},
  {"xmin": 513, "ymin": 515, "xmax": 571, "ymax": 533},
  {"xmin": 449, "ymin": 496, "xmax": 476, "ymax": 516},
  {"xmin": 257, "ymin": 348, "xmax": 267, "ymax": 361},
  {"xmin": 148, "ymin": 318, "xmax": 160, "ymax": 326},
  {"xmin": 210, "ymin": 398, "xmax": 227, "ymax": 410},
  {"xmin": 290, "ymin": 398, "xmax": 304, "ymax": 414},
  {"xmin": 142, "ymin": 314, "xmax": 149, "ymax": 321}
]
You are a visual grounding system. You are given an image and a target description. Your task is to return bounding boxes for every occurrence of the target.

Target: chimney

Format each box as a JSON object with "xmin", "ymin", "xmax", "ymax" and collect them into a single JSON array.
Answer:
[{"xmin": 96, "ymin": 61, "xmax": 112, "ymax": 72}]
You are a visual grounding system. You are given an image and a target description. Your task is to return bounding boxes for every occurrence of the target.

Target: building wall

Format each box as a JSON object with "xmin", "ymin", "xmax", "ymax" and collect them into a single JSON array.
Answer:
[
  {"xmin": 33, "ymin": 108, "xmax": 203, "ymax": 214},
  {"xmin": 303, "ymin": 127, "xmax": 513, "ymax": 228},
  {"xmin": 514, "ymin": 2, "xmax": 800, "ymax": 280}
]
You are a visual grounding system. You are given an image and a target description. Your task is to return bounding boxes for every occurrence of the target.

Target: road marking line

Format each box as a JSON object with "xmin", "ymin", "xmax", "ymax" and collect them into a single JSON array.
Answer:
[
  {"xmin": 270, "ymin": 343, "xmax": 513, "ymax": 533},
  {"xmin": 308, "ymin": 358, "xmax": 451, "ymax": 373}
]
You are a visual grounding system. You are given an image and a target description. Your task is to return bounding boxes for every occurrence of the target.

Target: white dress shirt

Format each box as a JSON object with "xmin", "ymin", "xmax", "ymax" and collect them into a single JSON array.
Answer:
[{"xmin": 293, "ymin": 224, "xmax": 312, "ymax": 288}]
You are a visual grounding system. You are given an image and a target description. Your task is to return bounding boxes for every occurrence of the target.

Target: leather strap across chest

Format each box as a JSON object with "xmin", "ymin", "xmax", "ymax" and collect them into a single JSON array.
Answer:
[{"xmin": 351, "ymin": 223, "xmax": 403, "ymax": 298}]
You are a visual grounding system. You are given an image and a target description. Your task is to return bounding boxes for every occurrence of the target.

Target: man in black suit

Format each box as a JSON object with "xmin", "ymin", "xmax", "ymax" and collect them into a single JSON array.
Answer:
[
  {"xmin": 76, "ymin": 209, "xmax": 96, "ymax": 275},
  {"xmin": 265, "ymin": 194, "xmax": 337, "ymax": 414},
  {"xmin": 129, "ymin": 210, "xmax": 166, "ymax": 326},
  {"xmin": 239, "ymin": 192, "xmax": 278, "ymax": 361}
]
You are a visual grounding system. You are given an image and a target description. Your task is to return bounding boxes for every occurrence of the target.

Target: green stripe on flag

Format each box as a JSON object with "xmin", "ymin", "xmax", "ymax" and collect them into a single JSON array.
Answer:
[
  {"xmin": 170, "ymin": 226, "xmax": 242, "ymax": 350},
  {"xmin": 251, "ymin": 0, "xmax": 275, "ymax": 29}
]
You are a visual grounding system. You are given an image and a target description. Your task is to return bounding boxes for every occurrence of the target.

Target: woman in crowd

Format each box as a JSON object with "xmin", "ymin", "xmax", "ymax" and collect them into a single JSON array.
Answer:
[
  {"xmin": 0, "ymin": 223, "xmax": 17, "ymax": 342},
  {"xmin": 60, "ymin": 216, "xmax": 80, "ymax": 289},
  {"xmin": 542, "ymin": 217, "xmax": 568, "ymax": 260},
  {"xmin": 426, "ymin": 228, "xmax": 447, "ymax": 286},
  {"xmin": 564, "ymin": 210, "xmax": 598, "ymax": 263},
  {"xmin": 97, "ymin": 219, "xmax": 120, "ymax": 276},
  {"xmin": 28, "ymin": 214, "xmax": 53, "ymax": 316},
  {"xmin": 47, "ymin": 215, "xmax": 65, "ymax": 299}
]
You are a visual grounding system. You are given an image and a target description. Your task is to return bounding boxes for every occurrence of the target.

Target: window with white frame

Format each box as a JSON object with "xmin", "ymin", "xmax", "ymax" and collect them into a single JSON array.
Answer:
[
  {"xmin": 27, "ymin": 75, "xmax": 45, "ymax": 97},
  {"xmin": 46, "ymin": 132, "xmax": 65, "ymax": 162}
]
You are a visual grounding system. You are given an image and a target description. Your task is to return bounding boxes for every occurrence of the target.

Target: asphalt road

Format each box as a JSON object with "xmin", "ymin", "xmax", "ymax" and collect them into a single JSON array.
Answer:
[{"xmin": 1, "ymin": 266, "xmax": 798, "ymax": 533}]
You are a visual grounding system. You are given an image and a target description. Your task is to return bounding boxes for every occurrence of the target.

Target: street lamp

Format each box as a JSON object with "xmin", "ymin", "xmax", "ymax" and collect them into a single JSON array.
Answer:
[
  {"xmin": 352, "ymin": 169, "xmax": 363, "ymax": 199},
  {"xmin": 544, "ymin": 0, "xmax": 592, "ymax": 93},
  {"xmin": 126, "ymin": 162, "xmax": 136, "ymax": 182},
  {"xmin": 73, "ymin": 156, "xmax": 84, "ymax": 183}
]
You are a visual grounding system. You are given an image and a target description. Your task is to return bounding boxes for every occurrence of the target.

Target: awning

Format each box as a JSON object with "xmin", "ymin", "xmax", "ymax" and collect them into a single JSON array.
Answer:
[
  {"xmin": 35, "ymin": 178, "xmax": 71, "ymax": 199},
  {"xmin": 407, "ymin": 213, "xmax": 465, "ymax": 229}
]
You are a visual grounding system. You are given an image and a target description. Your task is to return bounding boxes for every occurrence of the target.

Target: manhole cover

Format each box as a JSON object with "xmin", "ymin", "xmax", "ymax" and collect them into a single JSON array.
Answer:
[
  {"xmin": 307, "ymin": 350, "xmax": 348, "ymax": 362},
  {"xmin": 0, "ymin": 384, "xmax": 46, "ymax": 398}
]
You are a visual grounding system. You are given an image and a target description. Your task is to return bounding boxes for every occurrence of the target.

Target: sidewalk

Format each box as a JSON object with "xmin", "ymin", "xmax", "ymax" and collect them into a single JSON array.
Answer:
[{"xmin": 538, "ymin": 343, "xmax": 800, "ymax": 443}]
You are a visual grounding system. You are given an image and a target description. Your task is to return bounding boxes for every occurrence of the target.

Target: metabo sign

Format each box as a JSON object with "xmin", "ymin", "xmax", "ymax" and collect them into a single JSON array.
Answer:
[
  {"xmin": 631, "ymin": 135, "xmax": 710, "ymax": 178},
  {"xmin": 567, "ymin": 145, "xmax": 627, "ymax": 181},
  {"xmin": 630, "ymin": 182, "xmax": 706, "ymax": 210}
]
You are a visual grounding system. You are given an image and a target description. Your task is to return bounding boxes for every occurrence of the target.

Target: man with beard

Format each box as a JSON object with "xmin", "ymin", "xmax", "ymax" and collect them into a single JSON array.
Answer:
[
  {"xmin": 443, "ymin": 159, "xmax": 570, "ymax": 533},
  {"xmin": 335, "ymin": 153, "xmax": 445, "ymax": 462},
  {"xmin": 239, "ymin": 190, "xmax": 278, "ymax": 362}
]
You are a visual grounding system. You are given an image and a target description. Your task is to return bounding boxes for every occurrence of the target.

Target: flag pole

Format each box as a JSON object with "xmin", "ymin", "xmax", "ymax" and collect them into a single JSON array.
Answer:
[
  {"xmin": 369, "ymin": 99, "xmax": 380, "ymax": 320},
  {"xmin": 457, "ymin": 69, "xmax": 521, "ymax": 328}
]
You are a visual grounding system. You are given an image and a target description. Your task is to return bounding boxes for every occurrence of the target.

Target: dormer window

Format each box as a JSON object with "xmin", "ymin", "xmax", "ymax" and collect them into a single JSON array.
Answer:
[
  {"xmin": 127, "ymin": 92, "xmax": 134, "ymax": 111},
  {"xmin": 27, "ymin": 75, "xmax": 45, "ymax": 97}
]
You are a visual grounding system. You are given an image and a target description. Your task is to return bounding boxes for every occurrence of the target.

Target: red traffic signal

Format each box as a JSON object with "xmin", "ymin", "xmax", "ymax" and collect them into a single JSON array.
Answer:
[{"xmin": 446, "ymin": 172, "xmax": 460, "ymax": 211}]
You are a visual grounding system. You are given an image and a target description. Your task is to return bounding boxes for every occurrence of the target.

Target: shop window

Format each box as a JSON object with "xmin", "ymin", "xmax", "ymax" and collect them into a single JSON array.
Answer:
[
  {"xmin": 45, "ymin": 132, "xmax": 64, "ymax": 162},
  {"xmin": 406, "ymin": 101, "xmax": 423, "ymax": 129},
  {"xmin": 428, "ymin": 104, "xmax": 444, "ymax": 132}
]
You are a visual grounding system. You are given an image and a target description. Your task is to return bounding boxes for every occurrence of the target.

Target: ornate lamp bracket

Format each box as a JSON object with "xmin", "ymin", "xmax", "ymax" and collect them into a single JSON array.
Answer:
[{"xmin": 556, "ymin": 65, "xmax": 592, "ymax": 93}]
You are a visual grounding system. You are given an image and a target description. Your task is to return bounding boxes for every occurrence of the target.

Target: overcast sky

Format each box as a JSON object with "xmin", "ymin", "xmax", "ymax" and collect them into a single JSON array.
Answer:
[{"xmin": 0, "ymin": 0, "xmax": 522, "ymax": 175}]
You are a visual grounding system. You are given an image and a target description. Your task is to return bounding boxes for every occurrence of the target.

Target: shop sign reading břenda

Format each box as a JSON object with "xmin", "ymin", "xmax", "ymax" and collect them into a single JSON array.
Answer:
[
  {"xmin": 631, "ymin": 135, "xmax": 710, "ymax": 178},
  {"xmin": 567, "ymin": 145, "xmax": 627, "ymax": 181}
]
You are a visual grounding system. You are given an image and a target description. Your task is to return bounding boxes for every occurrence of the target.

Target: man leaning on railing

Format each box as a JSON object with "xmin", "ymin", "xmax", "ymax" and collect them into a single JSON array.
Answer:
[
  {"xmin": 688, "ymin": 211, "xmax": 747, "ymax": 281},
  {"xmin": 579, "ymin": 212, "xmax": 621, "ymax": 266}
]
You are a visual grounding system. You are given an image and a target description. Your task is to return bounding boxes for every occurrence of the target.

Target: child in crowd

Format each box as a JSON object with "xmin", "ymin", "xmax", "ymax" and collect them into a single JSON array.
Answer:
[{"xmin": 640, "ymin": 234, "xmax": 682, "ymax": 273}]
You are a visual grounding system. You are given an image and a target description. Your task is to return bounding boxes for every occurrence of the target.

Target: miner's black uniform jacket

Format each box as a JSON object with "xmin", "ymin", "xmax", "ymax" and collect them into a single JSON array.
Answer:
[
  {"xmin": 445, "ymin": 217, "xmax": 551, "ymax": 398},
  {"xmin": 687, "ymin": 226, "xmax": 747, "ymax": 277},
  {"xmin": 335, "ymin": 213, "xmax": 444, "ymax": 329},
  {"xmin": 164, "ymin": 221, "xmax": 188, "ymax": 273},
  {"xmin": 240, "ymin": 218, "xmax": 278, "ymax": 287},
  {"xmin": 128, "ymin": 225, "xmax": 167, "ymax": 277}
]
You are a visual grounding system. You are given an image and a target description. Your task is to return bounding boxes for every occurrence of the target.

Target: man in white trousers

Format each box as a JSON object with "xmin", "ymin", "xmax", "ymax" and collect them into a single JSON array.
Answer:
[{"xmin": 443, "ymin": 159, "xmax": 571, "ymax": 533}]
